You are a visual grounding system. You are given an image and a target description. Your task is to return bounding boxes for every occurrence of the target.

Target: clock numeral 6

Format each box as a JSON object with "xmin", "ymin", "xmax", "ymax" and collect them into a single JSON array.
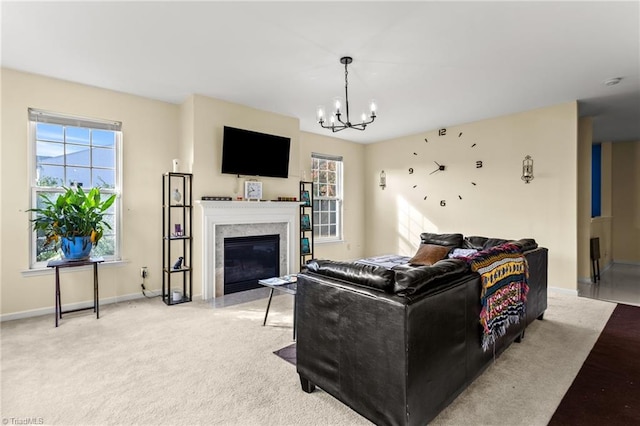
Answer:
[
  {"xmin": 476, "ymin": 160, "xmax": 483, "ymax": 168},
  {"xmin": 438, "ymin": 128, "xmax": 447, "ymax": 136},
  {"xmin": 440, "ymin": 200, "xmax": 446, "ymax": 207}
]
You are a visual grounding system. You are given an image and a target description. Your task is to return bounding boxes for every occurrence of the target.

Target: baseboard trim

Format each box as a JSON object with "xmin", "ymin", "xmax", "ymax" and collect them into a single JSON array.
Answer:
[
  {"xmin": 613, "ymin": 260, "xmax": 640, "ymax": 266},
  {"xmin": 549, "ymin": 286, "xmax": 578, "ymax": 296},
  {"xmin": 0, "ymin": 291, "xmax": 149, "ymax": 322}
]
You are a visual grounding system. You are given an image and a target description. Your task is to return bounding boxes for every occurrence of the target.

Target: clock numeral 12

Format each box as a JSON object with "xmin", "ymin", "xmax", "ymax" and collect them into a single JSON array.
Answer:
[{"xmin": 438, "ymin": 128, "xmax": 447, "ymax": 136}]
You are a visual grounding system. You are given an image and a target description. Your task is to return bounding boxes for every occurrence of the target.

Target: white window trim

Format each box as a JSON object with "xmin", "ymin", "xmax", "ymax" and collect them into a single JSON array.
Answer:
[
  {"xmin": 27, "ymin": 109, "xmax": 123, "ymax": 269},
  {"xmin": 311, "ymin": 152, "xmax": 344, "ymax": 242}
]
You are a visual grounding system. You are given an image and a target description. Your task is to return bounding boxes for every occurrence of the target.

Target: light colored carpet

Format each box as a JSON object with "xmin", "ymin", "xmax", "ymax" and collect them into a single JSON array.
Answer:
[{"xmin": 1, "ymin": 291, "xmax": 615, "ymax": 426}]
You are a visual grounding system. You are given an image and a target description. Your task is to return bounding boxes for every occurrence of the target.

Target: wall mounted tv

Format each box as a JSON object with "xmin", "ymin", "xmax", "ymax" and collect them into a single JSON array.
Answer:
[{"xmin": 221, "ymin": 126, "xmax": 291, "ymax": 178}]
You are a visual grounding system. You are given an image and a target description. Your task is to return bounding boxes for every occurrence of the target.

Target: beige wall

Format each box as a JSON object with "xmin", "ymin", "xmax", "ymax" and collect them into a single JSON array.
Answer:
[
  {"xmin": 611, "ymin": 141, "xmax": 640, "ymax": 262},
  {"xmin": 299, "ymin": 131, "xmax": 366, "ymax": 262},
  {"xmin": 184, "ymin": 94, "xmax": 302, "ymax": 297},
  {"xmin": 0, "ymin": 67, "xmax": 589, "ymax": 317},
  {"xmin": 0, "ymin": 69, "xmax": 367, "ymax": 317},
  {"xmin": 1, "ymin": 68, "xmax": 179, "ymax": 317},
  {"xmin": 364, "ymin": 102, "xmax": 579, "ymax": 291}
]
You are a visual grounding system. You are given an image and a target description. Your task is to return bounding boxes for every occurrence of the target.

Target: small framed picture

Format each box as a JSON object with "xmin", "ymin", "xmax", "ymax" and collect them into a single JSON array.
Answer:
[
  {"xmin": 301, "ymin": 190, "xmax": 311, "ymax": 206},
  {"xmin": 300, "ymin": 214, "xmax": 311, "ymax": 231},
  {"xmin": 245, "ymin": 181, "xmax": 263, "ymax": 201},
  {"xmin": 301, "ymin": 237, "xmax": 311, "ymax": 255}
]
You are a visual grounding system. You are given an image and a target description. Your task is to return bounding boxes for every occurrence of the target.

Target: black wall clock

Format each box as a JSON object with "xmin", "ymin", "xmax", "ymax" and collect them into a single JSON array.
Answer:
[{"xmin": 408, "ymin": 128, "xmax": 483, "ymax": 206}]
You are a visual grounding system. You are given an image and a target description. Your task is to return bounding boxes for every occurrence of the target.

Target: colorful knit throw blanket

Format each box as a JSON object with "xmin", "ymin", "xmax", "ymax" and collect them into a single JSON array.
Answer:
[{"xmin": 466, "ymin": 243, "xmax": 529, "ymax": 351}]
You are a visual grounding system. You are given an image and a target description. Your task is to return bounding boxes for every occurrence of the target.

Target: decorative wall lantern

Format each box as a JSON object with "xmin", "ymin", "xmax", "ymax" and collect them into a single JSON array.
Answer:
[
  {"xmin": 521, "ymin": 155, "xmax": 534, "ymax": 184},
  {"xmin": 379, "ymin": 170, "xmax": 386, "ymax": 190}
]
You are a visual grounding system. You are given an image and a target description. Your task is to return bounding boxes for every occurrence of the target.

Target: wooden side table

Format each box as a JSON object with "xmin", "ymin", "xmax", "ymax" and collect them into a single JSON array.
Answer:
[{"xmin": 47, "ymin": 257, "xmax": 104, "ymax": 327}]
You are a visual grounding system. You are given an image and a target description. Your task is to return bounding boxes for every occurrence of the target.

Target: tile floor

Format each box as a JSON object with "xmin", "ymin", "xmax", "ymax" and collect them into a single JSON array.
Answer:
[
  {"xmin": 578, "ymin": 262, "xmax": 640, "ymax": 307},
  {"xmin": 209, "ymin": 286, "xmax": 273, "ymax": 308}
]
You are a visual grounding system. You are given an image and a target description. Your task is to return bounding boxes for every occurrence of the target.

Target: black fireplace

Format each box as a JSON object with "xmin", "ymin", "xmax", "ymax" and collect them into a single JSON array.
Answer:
[{"xmin": 224, "ymin": 234, "xmax": 280, "ymax": 294}]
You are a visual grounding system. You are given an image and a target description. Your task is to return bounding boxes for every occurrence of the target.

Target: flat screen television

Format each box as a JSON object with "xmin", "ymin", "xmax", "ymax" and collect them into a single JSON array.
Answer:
[{"xmin": 221, "ymin": 126, "xmax": 291, "ymax": 178}]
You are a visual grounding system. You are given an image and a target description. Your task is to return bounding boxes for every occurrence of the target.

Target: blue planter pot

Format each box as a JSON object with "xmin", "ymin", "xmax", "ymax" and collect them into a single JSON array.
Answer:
[{"xmin": 61, "ymin": 236, "xmax": 93, "ymax": 261}]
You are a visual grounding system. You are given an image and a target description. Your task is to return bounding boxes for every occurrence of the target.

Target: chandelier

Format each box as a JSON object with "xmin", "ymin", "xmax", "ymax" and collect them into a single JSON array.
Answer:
[{"xmin": 316, "ymin": 56, "xmax": 377, "ymax": 132}]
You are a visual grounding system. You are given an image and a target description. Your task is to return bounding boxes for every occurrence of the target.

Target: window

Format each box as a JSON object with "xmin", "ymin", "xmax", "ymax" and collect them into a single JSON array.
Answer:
[
  {"xmin": 311, "ymin": 153, "xmax": 343, "ymax": 241},
  {"xmin": 29, "ymin": 109, "xmax": 122, "ymax": 268}
]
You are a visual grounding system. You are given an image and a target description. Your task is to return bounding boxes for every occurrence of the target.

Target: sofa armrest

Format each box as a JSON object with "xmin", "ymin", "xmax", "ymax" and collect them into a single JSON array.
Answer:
[{"xmin": 306, "ymin": 259, "xmax": 396, "ymax": 293}]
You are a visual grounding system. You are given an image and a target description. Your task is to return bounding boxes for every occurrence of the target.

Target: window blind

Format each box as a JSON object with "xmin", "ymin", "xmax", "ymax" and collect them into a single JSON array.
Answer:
[
  {"xmin": 312, "ymin": 152, "xmax": 343, "ymax": 162},
  {"xmin": 28, "ymin": 108, "xmax": 122, "ymax": 131}
]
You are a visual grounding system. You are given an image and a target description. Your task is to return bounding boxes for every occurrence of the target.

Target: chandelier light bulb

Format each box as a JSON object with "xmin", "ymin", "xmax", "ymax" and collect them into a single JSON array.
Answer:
[
  {"xmin": 361, "ymin": 112, "xmax": 367, "ymax": 121},
  {"xmin": 370, "ymin": 100, "xmax": 377, "ymax": 114},
  {"xmin": 317, "ymin": 106, "xmax": 325, "ymax": 123},
  {"xmin": 334, "ymin": 98, "xmax": 342, "ymax": 113}
]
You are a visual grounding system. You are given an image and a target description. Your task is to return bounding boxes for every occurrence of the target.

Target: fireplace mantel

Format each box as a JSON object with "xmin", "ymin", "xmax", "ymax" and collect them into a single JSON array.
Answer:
[{"xmin": 196, "ymin": 200, "xmax": 300, "ymax": 299}]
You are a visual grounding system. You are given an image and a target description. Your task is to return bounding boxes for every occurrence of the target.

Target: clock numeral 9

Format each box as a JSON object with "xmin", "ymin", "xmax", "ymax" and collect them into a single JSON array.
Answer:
[
  {"xmin": 440, "ymin": 200, "xmax": 446, "ymax": 207},
  {"xmin": 408, "ymin": 168, "xmax": 414, "ymax": 174},
  {"xmin": 476, "ymin": 160, "xmax": 483, "ymax": 168}
]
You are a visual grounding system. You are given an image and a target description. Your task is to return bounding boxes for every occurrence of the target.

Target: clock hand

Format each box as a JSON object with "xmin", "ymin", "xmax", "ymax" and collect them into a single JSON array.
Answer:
[{"xmin": 430, "ymin": 161, "xmax": 446, "ymax": 175}]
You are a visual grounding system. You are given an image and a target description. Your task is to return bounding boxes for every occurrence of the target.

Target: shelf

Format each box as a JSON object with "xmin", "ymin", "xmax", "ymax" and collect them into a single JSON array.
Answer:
[
  {"xmin": 163, "ymin": 267, "xmax": 192, "ymax": 273},
  {"xmin": 163, "ymin": 172, "xmax": 193, "ymax": 306},
  {"xmin": 299, "ymin": 181, "xmax": 314, "ymax": 271},
  {"xmin": 162, "ymin": 295, "xmax": 192, "ymax": 305}
]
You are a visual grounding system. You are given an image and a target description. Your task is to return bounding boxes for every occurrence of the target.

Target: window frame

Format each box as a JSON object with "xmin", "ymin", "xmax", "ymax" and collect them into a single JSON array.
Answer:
[
  {"xmin": 311, "ymin": 152, "xmax": 343, "ymax": 242},
  {"xmin": 28, "ymin": 109, "xmax": 123, "ymax": 269}
]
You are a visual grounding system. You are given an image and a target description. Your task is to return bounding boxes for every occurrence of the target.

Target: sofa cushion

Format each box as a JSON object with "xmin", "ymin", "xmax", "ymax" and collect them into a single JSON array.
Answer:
[
  {"xmin": 420, "ymin": 232, "xmax": 464, "ymax": 248},
  {"xmin": 393, "ymin": 259, "xmax": 470, "ymax": 296},
  {"xmin": 306, "ymin": 259, "xmax": 396, "ymax": 293},
  {"xmin": 409, "ymin": 243, "xmax": 451, "ymax": 266}
]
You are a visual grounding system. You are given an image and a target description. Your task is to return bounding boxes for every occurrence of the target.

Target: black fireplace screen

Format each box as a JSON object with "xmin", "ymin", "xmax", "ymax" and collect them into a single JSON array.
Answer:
[{"xmin": 223, "ymin": 234, "xmax": 280, "ymax": 294}]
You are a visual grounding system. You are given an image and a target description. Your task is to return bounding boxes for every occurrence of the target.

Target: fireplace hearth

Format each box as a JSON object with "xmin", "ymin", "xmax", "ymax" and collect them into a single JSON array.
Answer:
[{"xmin": 224, "ymin": 234, "xmax": 280, "ymax": 294}]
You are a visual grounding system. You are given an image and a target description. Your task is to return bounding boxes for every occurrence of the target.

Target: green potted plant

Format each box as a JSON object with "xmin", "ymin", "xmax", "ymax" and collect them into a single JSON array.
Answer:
[{"xmin": 28, "ymin": 186, "xmax": 116, "ymax": 261}]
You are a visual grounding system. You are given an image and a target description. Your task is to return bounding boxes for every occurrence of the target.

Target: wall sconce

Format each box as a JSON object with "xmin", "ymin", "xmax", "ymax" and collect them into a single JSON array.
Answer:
[
  {"xmin": 379, "ymin": 170, "xmax": 386, "ymax": 190},
  {"xmin": 521, "ymin": 155, "xmax": 534, "ymax": 184}
]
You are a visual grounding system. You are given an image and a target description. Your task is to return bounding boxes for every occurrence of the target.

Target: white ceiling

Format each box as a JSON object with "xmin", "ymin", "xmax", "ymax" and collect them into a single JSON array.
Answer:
[{"xmin": 2, "ymin": 1, "xmax": 639, "ymax": 144}]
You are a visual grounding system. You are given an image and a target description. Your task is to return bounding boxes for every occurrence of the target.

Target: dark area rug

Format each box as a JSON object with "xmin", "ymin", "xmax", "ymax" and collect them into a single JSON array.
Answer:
[
  {"xmin": 274, "ymin": 342, "xmax": 296, "ymax": 366},
  {"xmin": 549, "ymin": 303, "xmax": 640, "ymax": 425}
]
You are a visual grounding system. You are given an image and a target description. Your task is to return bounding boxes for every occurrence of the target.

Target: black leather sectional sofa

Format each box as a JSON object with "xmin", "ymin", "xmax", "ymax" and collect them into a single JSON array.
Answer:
[{"xmin": 295, "ymin": 233, "xmax": 548, "ymax": 426}]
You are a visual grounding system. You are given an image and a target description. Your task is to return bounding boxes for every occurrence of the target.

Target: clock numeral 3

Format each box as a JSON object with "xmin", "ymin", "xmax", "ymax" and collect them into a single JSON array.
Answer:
[{"xmin": 476, "ymin": 160, "xmax": 483, "ymax": 168}]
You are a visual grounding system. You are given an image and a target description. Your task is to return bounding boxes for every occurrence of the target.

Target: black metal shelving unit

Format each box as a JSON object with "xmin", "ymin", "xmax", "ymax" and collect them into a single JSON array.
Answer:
[
  {"xmin": 162, "ymin": 172, "xmax": 193, "ymax": 305},
  {"xmin": 299, "ymin": 181, "xmax": 314, "ymax": 271}
]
